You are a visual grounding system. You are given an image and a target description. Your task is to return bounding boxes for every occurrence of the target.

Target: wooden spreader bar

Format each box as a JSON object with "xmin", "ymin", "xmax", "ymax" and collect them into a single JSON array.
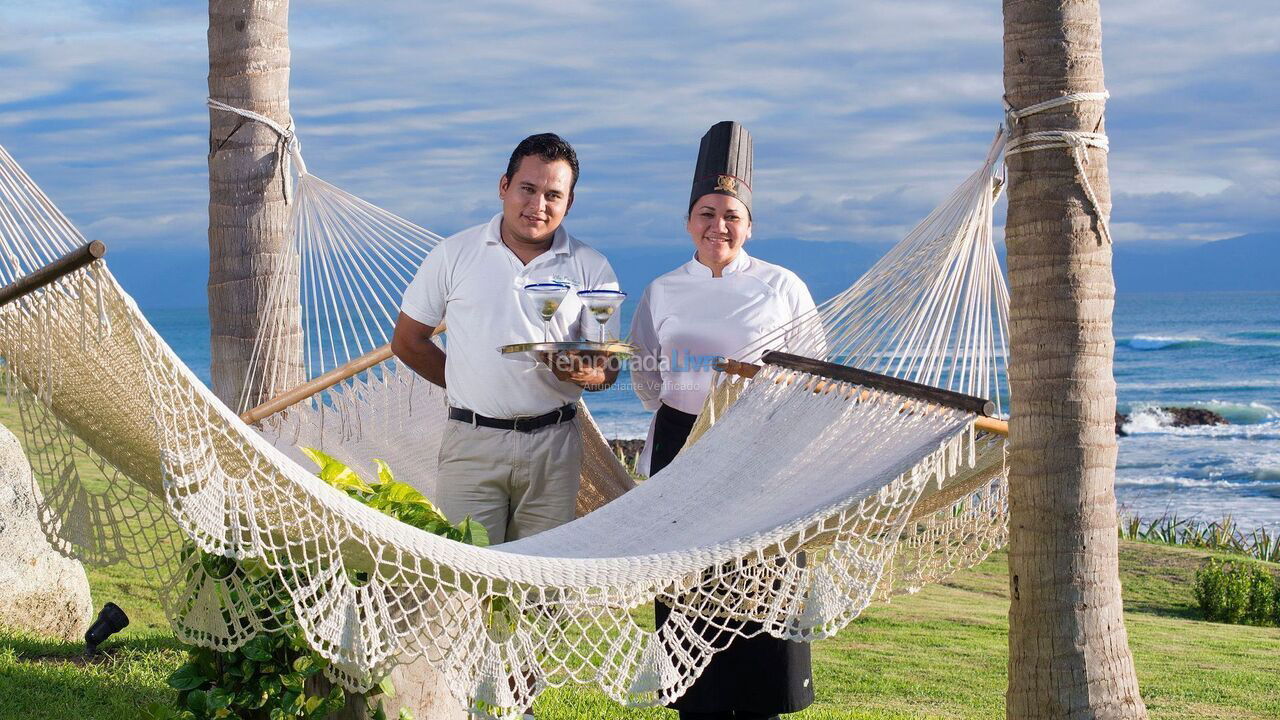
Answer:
[
  {"xmin": 716, "ymin": 351, "xmax": 1009, "ymax": 436},
  {"xmin": 0, "ymin": 241, "xmax": 106, "ymax": 308},
  {"xmin": 239, "ymin": 323, "xmax": 446, "ymax": 425},
  {"xmin": 762, "ymin": 351, "xmax": 997, "ymax": 416}
]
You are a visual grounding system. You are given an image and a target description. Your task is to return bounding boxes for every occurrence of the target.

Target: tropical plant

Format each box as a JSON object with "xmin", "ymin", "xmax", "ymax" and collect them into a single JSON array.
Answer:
[
  {"xmin": 1194, "ymin": 557, "xmax": 1279, "ymax": 627},
  {"xmin": 145, "ymin": 452, "xmax": 486, "ymax": 720},
  {"xmin": 1118, "ymin": 513, "xmax": 1280, "ymax": 563}
]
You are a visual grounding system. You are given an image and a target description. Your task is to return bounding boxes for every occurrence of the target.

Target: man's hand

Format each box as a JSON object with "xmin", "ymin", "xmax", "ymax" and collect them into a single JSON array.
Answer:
[{"xmin": 543, "ymin": 350, "xmax": 617, "ymax": 391}]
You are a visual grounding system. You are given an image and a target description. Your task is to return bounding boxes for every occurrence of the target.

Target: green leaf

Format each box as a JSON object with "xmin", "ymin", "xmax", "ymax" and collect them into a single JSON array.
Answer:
[
  {"xmin": 240, "ymin": 635, "xmax": 274, "ymax": 662},
  {"xmin": 372, "ymin": 704, "xmax": 388, "ymax": 720},
  {"xmin": 380, "ymin": 481, "xmax": 427, "ymax": 506},
  {"xmin": 398, "ymin": 708, "xmax": 414, "ymax": 720},
  {"xmin": 206, "ymin": 688, "xmax": 232, "ymax": 710},
  {"xmin": 167, "ymin": 663, "xmax": 209, "ymax": 692},
  {"xmin": 281, "ymin": 672, "xmax": 304, "ymax": 691},
  {"xmin": 458, "ymin": 516, "xmax": 490, "ymax": 548},
  {"xmin": 303, "ymin": 695, "xmax": 323, "ymax": 715},
  {"xmin": 374, "ymin": 458, "xmax": 395, "ymax": 486},
  {"xmin": 299, "ymin": 446, "xmax": 339, "ymax": 472},
  {"xmin": 184, "ymin": 689, "xmax": 208, "ymax": 715},
  {"xmin": 303, "ymin": 447, "xmax": 375, "ymax": 494},
  {"xmin": 292, "ymin": 655, "xmax": 314, "ymax": 674},
  {"xmin": 377, "ymin": 675, "xmax": 396, "ymax": 699}
]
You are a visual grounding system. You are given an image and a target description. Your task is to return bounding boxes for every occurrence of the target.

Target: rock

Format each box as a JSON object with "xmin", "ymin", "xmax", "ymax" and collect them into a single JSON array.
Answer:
[
  {"xmin": 379, "ymin": 654, "xmax": 468, "ymax": 720},
  {"xmin": 0, "ymin": 423, "xmax": 94, "ymax": 643},
  {"xmin": 309, "ymin": 655, "xmax": 468, "ymax": 720},
  {"xmin": 1163, "ymin": 406, "xmax": 1229, "ymax": 427},
  {"xmin": 1114, "ymin": 406, "xmax": 1229, "ymax": 435},
  {"xmin": 608, "ymin": 437, "xmax": 645, "ymax": 465}
]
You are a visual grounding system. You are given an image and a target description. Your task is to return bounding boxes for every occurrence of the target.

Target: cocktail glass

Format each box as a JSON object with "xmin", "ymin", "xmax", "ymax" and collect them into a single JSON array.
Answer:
[
  {"xmin": 523, "ymin": 282, "xmax": 570, "ymax": 342},
  {"xmin": 576, "ymin": 289, "xmax": 627, "ymax": 342}
]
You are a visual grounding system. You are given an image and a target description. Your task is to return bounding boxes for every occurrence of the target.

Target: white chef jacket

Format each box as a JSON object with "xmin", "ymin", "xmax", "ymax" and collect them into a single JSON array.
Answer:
[
  {"xmin": 628, "ymin": 250, "xmax": 818, "ymax": 472},
  {"xmin": 401, "ymin": 213, "xmax": 620, "ymax": 419}
]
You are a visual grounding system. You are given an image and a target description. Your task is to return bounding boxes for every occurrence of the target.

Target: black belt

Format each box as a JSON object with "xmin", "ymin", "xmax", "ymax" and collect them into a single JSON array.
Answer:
[{"xmin": 448, "ymin": 404, "xmax": 577, "ymax": 433}]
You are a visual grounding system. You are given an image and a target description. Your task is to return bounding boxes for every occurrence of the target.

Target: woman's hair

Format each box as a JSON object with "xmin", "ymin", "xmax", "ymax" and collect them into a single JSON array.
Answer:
[{"xmin": 504, "ymin": 133, "xmax": 580, "ymax": 192}]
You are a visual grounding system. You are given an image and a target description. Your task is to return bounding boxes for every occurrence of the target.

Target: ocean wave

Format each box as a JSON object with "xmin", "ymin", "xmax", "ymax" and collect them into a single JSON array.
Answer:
[
  {"xmin": 1115, "ymin": 475, "xmax": 1279, "ymax": 490},
  {"xmin": 1121, "ymin": 402, "xmax": 1280, "ymax": 431},
  {"xmin": 1119, "ymin": 379, "xmax": 1280, "ymax": 393},
  {"xmin": 1119, "ymin": 334, "xmax": 1280, "ymax": 352},
  {"xmin": 1122, "ymin": 335, "xmax": 1208, "ymax": 351},
  {"xmin": 1229, "ymin": 329, "xmax": 1280, "ymax": 341}
]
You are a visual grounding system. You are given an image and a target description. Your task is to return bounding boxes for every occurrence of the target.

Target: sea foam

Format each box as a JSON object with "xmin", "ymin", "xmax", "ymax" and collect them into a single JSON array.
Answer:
[{"xmin": 1124, "ymin": 335, "xmax": 1206, "ymax": 351}]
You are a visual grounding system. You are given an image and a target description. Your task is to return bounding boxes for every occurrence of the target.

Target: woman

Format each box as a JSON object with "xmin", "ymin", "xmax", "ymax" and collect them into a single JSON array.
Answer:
[{"xmin": 630, "ymin": 121, "xmax": 818, "ymax": 720}]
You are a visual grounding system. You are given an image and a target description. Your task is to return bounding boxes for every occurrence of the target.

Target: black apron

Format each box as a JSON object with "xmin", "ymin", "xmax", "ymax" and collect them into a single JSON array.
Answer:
[{"xmin": 651, "ymin": 403, "xmax": 815, "ymax": 717}]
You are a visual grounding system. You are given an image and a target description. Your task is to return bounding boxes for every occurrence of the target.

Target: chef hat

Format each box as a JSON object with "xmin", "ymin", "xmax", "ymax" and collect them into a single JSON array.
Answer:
[{"xmin": 688, "ymin": 120, "xmax": 753, "ymax": 218}]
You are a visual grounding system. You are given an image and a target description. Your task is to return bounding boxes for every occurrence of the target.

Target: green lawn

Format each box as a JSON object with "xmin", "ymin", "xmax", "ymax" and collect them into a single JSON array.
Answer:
[{"xmin": 3, "ymin": 541, "xmax": 1277, "ymax": 720}]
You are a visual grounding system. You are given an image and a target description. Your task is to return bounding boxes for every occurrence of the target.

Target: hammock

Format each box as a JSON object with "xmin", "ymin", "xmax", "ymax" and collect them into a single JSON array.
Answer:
[{"xmin": 0, "ymin": 128, "xmax": 1009, "ymax": 717}]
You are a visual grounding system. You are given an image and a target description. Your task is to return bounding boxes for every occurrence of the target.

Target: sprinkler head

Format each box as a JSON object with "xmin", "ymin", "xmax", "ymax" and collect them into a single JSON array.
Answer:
[{"xmin": 84, "ymin": 602, "xmax": 129, "ymax": 654}]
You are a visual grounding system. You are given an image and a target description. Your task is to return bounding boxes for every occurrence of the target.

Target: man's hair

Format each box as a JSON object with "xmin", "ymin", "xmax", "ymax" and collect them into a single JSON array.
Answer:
[{"xmin": 504, "ymin": 133, "xmax": 580, "ymax": 193}]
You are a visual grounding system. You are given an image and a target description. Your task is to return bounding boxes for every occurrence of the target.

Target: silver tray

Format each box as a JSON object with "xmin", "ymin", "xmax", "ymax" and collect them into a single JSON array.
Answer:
[{"xmin": 498, "ymin": 340, "xmax": 637, "ymax": 362}]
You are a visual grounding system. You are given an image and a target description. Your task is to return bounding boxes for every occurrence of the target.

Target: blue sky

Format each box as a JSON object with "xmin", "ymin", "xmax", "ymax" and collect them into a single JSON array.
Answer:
[{"xmin": 0, "ymin": 0, "xmax": 1277, "ymax": 256}]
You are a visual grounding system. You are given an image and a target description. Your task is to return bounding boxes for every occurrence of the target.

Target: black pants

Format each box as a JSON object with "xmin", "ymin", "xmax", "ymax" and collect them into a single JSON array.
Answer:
[{"xmin": 652, "ymin": 403, "xmax": 814, "ymax": 719}]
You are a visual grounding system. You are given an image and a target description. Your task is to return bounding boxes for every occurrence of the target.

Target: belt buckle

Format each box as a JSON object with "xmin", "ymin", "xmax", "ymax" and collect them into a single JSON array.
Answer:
[{"xmin": 511, "ymin": 413, "xmax": 535, "ymax": 433}]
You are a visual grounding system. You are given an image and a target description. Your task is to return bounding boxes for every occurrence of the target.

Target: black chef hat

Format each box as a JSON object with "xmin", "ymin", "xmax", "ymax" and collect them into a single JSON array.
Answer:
[{"xmin": 688, "ymin": 121, "xmax": 753, "ymax": 218}]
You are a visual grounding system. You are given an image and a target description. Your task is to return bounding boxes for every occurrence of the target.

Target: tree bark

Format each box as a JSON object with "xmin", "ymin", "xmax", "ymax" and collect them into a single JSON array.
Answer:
[
  {"xmin": 1002, "ymin": 1, "xmax": 1147, "ymax": 718},
  {"xmin": 208, "ymin": 0, "xmax": 303, "ymax": 410}
]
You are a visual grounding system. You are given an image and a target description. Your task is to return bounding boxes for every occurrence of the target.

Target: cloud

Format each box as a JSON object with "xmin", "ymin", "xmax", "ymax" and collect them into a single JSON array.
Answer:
[{"xmin": 0, "ymin": 0, "xmax": 1276, "ymax": 259}]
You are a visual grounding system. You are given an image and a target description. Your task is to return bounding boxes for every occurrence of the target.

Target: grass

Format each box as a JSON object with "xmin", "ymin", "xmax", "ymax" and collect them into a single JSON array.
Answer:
[{"xmin": 3, "ymin": 542, "xmax": 1277, "ymax": 720}]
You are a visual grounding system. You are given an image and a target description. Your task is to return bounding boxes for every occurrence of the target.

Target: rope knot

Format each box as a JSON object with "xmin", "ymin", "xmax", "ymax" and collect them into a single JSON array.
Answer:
[
  {"xmin": 206, "ymin": 98, "xmax": 306, "ymax": 203},
  {"xmin": 1004, "ymin": 90, "xmax": 1112, "ymax": 244}
]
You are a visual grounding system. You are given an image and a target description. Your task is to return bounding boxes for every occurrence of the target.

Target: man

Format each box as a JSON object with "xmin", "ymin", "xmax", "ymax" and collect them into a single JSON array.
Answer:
[{"xmin": 391, "ymin": 133, "xmax": 619, "ymax": 546}]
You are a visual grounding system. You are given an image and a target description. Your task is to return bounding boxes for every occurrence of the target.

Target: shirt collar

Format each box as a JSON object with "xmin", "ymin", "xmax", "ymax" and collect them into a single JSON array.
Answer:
[
  {"xmin": 484, "ymin": 213, "xmax": 572, "ymax": 256},
  {"xmin": 683, "ymin": 248, "xmax": 752, "ymax": 278}
]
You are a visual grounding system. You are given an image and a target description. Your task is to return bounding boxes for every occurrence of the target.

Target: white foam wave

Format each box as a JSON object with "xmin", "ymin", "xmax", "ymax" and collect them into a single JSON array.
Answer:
[
  {"xmin": 1115, "ymin": 475, "xmax": 1277, "ymax": 490},
  {"xmin": 1124, "ymin": 335, "xmax": 1205, "ymax": 350},
  {"xmin": 1121, "ymin": 402, "xmax": 1280, "ymax": 433}
]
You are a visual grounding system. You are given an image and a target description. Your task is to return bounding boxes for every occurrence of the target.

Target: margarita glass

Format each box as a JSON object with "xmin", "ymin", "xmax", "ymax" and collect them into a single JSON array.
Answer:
[
  {"xmin": 576, "ymin": 289, "xmax": 627, "ymax": 342},
  {"xmin": 523, "ymin": 282, "xmax": 570, "ymax": 342}
]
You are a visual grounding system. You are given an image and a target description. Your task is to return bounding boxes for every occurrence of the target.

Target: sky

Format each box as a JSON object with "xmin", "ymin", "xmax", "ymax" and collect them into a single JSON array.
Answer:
[{"xmin": 0, "ymin": 0, "xmax": 1277, "ymax": 258}]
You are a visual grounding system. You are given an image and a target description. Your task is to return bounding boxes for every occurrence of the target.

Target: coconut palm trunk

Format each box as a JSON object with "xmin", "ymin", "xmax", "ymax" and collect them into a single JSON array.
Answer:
[
  {"xmin": 1002, "ymin": 1, "xmax": 1148, "ymax": 718},
  {"xmin": 207, "ymin": 0, "xmax": 303, "ymax": 410},
  {"xmin": 206, "ymin": 5, "xmax": 462, "ymax": 717}
]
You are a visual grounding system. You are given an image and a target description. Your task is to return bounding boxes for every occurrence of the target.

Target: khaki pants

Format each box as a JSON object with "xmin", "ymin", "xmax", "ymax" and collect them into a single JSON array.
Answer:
[{"xmin": 435, "ymin": 417, "xmax": 582, "ymax": 544}]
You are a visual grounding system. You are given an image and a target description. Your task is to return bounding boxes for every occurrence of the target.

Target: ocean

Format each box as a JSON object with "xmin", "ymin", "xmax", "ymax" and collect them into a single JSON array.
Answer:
[{"xmin": 154, "ymin": 290, "xmax": 1280, "ymax": 531}]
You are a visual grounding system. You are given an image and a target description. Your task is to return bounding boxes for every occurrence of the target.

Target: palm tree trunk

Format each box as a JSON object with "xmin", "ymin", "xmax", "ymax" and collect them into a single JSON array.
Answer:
[
  {"xmin": 1002, "ymin": 1, "xmax": 1148, "ymax": 718},
  {"xmin": 207, "ymin": 0, "xmax": 303, "ymax": 410}
]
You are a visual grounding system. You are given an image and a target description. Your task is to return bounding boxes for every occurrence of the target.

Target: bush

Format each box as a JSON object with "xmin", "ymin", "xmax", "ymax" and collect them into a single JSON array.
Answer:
[
  {"xmin": 144, "ymin": 451, "xmax": 488, "ymax": 720},
  {"xmin": 1193, "ymin": 557, "xmax": 1278, "ymax": 626}
]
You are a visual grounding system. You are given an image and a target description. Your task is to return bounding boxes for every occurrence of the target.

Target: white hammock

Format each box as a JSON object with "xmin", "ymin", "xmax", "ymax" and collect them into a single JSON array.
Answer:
[{"xmin": 0, "ymin": 131, "xmax": 1009, "ymax": 717}]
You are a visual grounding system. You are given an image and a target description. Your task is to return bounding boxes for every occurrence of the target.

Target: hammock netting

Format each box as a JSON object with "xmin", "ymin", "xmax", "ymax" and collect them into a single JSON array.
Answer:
[{"xmin": 0, "ymin": 127, "xmax": 1009, "ymax": 717}]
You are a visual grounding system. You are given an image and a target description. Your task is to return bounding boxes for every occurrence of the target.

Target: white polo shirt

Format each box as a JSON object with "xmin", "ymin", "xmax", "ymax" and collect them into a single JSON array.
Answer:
[
  {"xmin": 401, "ymin": 213, "xmax": 620, "ymax": 419},
  {"xmin": 629, "ymin": 250, "xmax": 819, "ymax": 415}
]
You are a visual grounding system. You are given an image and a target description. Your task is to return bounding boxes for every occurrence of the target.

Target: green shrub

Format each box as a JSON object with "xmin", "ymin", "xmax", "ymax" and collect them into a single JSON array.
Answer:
[
  {"xmin": 1193, "ymin": 557, "xmax": 1278, "ymax": 626},
  {"xmin": 144, "ymin": 451, "xmax": 488, "ymax": 720}
]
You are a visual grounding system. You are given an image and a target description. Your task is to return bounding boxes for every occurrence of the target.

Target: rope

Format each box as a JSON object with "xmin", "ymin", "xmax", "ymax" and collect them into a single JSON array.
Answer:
[
  {"xmin": 1003, "ymin": 91, "xmax": 1112, "ymax": 244},
  {"xmin": 206, "ymin": 98, "xmax": 308, "ymax": 203}
]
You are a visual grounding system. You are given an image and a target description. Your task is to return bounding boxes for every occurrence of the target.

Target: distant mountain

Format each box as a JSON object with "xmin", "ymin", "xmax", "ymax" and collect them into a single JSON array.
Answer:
[
  {"xmin": 108, "ymin": 231, "xmax": 1277, "ymax": 311},
  {"xmin": 1112, "ymin": 232, "xmax": 1280, "ymax": 293}
]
